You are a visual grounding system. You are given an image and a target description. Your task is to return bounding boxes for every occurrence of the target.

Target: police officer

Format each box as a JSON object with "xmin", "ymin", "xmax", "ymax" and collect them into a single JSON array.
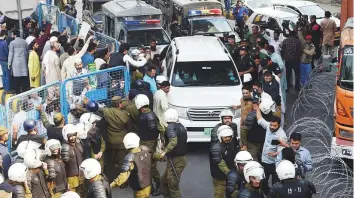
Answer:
[
  {"xmin": 155, "ymin": 108, "xmax": 187, "ymax": 198},
  {"xmin": 16, "ymin": 118, "xmax": 46, "ymax": 148},
  {"xmin": 122, "ymin": 90, "xmax": 140, "ymax": 133},
  {"xmin": 133, "ymin": 80, "xmax": 154, "ymax": 110},
  {"xmin": 211, "ymin": 109, "xmax": 238, "ymax": 146},
  {"xmin": 210, "ymin": 126, "xmax": 239, "ymax": 198},
  {"xmin": 239, "ymin": 161, "xmax": 265, "ymax": 198},
  {"xmin": 14, "ymin": 140, "xmax": 42, "ymax": 164},
  {"xmin": 226, "ymin": 151, "xmax": 253, "ymax": 198},
  {"xmin": 110, "ymin": 133, "xmax": 152, "ymax": 197},
  {"xmin": 61, "ymin": 124, "xmax": 85, "ymax": 196},
  {"xmin": 85, "ymin": 96, "xmax": 132, "ymax": 183},
  {"xmin": 268, "ymin": 160, "xmax": 316, "ymax": 198},
  {"xmin": 24, "ymin": 148, "xmax": 51, "ymax": 198},
  {"xmin": 44, "ymin": 139, "xmax": 68, "ymax": 197},
  {"xmin": 235, "ymin": 46, "xmax": 254, "ymax": 83},
  {"xmin": 8, "ymin": 163, "xmax": 32, "ymax": 197},
  {"xmin": 80, "ymin": 158, "xmax": 112, "ymax": 198},
  {"xmin": 135, "ymin": 94, "xmax": 164, "ymax": 196}
]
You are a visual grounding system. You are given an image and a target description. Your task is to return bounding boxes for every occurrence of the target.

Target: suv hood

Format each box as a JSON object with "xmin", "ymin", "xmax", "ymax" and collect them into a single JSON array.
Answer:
[{"xmin": 168, "ymin": 86, "xmax": 242, "ymax": 107}]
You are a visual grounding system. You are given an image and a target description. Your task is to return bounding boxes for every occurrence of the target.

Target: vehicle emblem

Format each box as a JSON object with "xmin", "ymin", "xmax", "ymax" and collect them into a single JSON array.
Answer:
[{"xmin": 207, "ymin": 111, "xmax": 215, "ymax": 117}]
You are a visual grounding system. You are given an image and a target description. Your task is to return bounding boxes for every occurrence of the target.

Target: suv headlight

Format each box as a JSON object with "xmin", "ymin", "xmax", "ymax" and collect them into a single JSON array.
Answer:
[
  {"xmin": 339, "ymin": 130, "xmax": 353, "ymax": 140},
  {"xmin": 231, "ymin": 108, "xmax": 241, "ymax": 118},
  {"xmin": 169, "ymin": 104, "xmax": 189, "ymax": 120}
]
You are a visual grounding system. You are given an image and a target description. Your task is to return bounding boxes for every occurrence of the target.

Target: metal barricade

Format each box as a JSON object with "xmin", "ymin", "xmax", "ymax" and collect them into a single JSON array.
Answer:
[
  {"xmin": 0, "ymin": 105, "xmax": 6, "ymax": 128},
  {"xmin": 5, "ymin": 82, "xmax": 61, "ymax": 151},
  {"xmin": 58, "ymin": 12, "xmax": 80, "ymax": 36},
  {"xmin": 60, "ymin": 66, "xmax": 130, "ymax": 124},
  {"xmin": 95, "ymin": 32, "xmax": 120, "ymax": 53},
  {"xmin": 37, "ymin": 3, "xmax": 60, "ymax": 30}
]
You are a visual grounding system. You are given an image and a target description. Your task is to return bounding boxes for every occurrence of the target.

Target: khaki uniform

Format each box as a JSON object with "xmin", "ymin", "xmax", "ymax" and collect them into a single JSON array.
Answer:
[
  {"xmin": 213, "ymin": 178, "xmax": 227, "ymax": 198},
  {"xmin": 122, "ymin": 100, "xmax": 140, "ymax": 133},
  {"xmin": 99, "ymin": 104, "xmax": 133, "ymax": 182}
]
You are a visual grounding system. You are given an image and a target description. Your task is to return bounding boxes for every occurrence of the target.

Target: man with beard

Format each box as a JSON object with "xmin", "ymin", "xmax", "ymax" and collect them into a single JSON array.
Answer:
[
  {"xmin": 61, "ymin": 124, "xmax": 85, "ymax": 197},
  {"xmin": 255, "ymin": 102, "xmax": 287, "ymax": 195},
  {"xmin": 44, "ymin": 139, "xmax": 68, "ymax": 197},
  {"xmin": 239, "ymin": 161, "xmax": 265, "ymax": 198},
  {"xmin": 211, "ymin": 109, "xmax": 238, "ymax": 146},
  {"xmin": 226, "ymin": 151, "xmax": 253, "ymax": 198},
  {"xmin": 209, "ymin": 126, "xmax": 239, "ymax": 198},
  {"xmin": 28, "ymin": 40, "xmax": 41, "ymax": 88}
]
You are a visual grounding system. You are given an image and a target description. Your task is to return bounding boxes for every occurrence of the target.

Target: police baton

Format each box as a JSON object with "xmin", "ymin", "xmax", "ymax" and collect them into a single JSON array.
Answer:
[{"xmin": 167, "ymin": 156, "xmax": 180, "ymax": 182}]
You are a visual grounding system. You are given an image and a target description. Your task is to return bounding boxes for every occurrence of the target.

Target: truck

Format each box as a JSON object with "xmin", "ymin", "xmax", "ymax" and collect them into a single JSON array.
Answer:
[
  {"xmin": 101, "ymin": 0, "xmax": 171, "ymax": 49},
  {"xmin": 83, "ymin": 0, "xmax": 112, "ymax": 32},
  {"xmin": 331, "ymin": 0, "xmax": 353, "ymax": 161}
]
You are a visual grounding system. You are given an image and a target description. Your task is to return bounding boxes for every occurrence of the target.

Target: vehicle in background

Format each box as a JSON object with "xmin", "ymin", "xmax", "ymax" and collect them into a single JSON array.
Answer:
[
  {"xmin": 331, "ymin": 1, "xmax": 353, "ymax": 161},
  {"xmin": 245, "ymin": 8, "xmax": 298, "ymax": 39},
  {"xmin": 224, "ymin": 0, "xmax": 272, "ymax": 20},
  {"xmin": 161, "ymin": 36, "xmax": 252, "ymax": 142},
  {"xmin": 83, "ymin": 0, "xmax": 111, "ymax": 32},
  {"xmin": 102, "ymin": 0, "xmax": 171, "ymax": 50},
  {"xmin": 271, "ymin": 0, "xmax": 341, "ymax": 42},
  {"xmin": 154, "ymin": 0, "xmax": 240, "ymax": 41}
]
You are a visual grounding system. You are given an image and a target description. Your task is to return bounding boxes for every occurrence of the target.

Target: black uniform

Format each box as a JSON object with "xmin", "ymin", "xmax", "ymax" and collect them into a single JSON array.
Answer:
[
  {"xmin": 109, "ymin": 52, "xmax": 126, "ymax": 67},
  {"xmin": 262, "ymin": 78, "xmax": 281, "ymax": 106},
  {"xmin": 209, "ymin": 139, "xmax": 238, "ymax": 180},
  {"xmin": 45, "ymin": 156, "xmax": 68, "ymax": 195},
  {"xmin": 238, "ymin": 183, "xmax": 264, "ymax": 198},
  {"xmin": 61, "ymin": 141, "xmax": 84, "ymax": 178},
  {"xmin": 235, "ymin": 54, "xmax": 253, "ymax": 83},
  {"xmin": 268, "ymin": 178, "xmax": 316, "ymax": 198},
  {"xmin": 164, "ymin": 123, "xmax": 188, "ymax": 157},
  {"xmin": 12, "ymin": 183, "xmax": 27, "ymax": 198},
  {"xmin": 87, "ymin": 174, "xmax": 112, "ymax": 198},
  {"xmin": 137, "ymin": 110, "xmax": 160, "ymax": 141},
  {"xmin": 226, "ymin": 170, "xmax": 247, "ymax": 198},
  {"xmin": 211, "ymin": 123, "xmax": 238, "ymax": 146},
  {"xmin": 28, "ymin": 169, "xmax": 51, "ymax": 198}
]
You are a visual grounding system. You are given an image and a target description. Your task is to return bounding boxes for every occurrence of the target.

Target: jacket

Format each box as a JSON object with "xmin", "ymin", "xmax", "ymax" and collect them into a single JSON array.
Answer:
[
  {"xmin": 28, "ymin": 169, "xmax": 51, "ymax": 198},
  {"xmin": 0, "ymin": 143, "xmax": 10, "ymax": 179},
  {"xmin": 28, "ymin": 50, "xmax": 41, "ymax": 87},
  {"xmin": 8, "ymin": 37, "xmax": 28, "ymax": 77},
  {"xmin": 45, "ymin": 157, "xmax": 68, "ymax": 194},
  {"xmin": 226, "ymin": 170, "xmax": 246, "ymax": 198},
  {"xmin": 239, "ymin": 183, "xmax": 264, "ymax": 198},
  {"xmin": 211, "ymin": 123, "xmax": 238, "ymax": 146},
  {"xmin": 61, "ymin": 141, "xmax": 84, "ymax": 177},
  {"xmin": 164, "ymin": 122, "xmax": 188, "ymax": 157},
  {"xmin": 262, "ymin": 78, "xmax": 281, "ymax": 105},
  {"xmin": 268, "ymin": 178, "xmax": 316, "ymax": 198},
  {"xmin": 87, "ymin": 174, "xmax": 112, "ymax": 198},
  {"xmin": 0, "ymin": 38, "xmax": 8, "ymax": 61},
  {"xmin": 301, "ymin": 43, "xmax": 316, "ymax": 64}
]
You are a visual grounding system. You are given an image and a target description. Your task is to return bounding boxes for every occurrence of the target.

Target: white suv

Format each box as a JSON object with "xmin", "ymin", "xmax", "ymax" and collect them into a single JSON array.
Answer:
[{"xmin": 162, "ymin": 36, "xmax": 251, "ymax": 142}]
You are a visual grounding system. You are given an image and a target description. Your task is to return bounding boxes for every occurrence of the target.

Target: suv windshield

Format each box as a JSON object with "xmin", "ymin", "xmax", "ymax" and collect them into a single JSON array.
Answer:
[
  {"xmin": 127, "ymin": 29, "xmax": 170, "ymax": 47},
  {"xmin": 339, "ymin": 48, "xmax": 353, "ymax": 90},
  {"xmin": 171, "ymin": 61, "xmax": 240, "ymax": 87},
  {"xmin": 191, "ymin": 17, "xmax": 232, "ymax": 34},
  {"xmin": 298, "ymin": 5, "xmax": 325, "ymax": 18}
]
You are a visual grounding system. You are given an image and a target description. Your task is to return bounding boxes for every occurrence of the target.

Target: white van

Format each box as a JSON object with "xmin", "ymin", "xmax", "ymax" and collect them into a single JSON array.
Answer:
[{"xmin": 162, "ymin": 36, "xmax": 251, "ymax": 142}]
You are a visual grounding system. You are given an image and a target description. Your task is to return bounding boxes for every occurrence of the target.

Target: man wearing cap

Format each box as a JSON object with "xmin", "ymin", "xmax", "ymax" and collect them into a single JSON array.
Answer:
[
  {"xmin": 96, "ymin": 96, "xmax": 133, "ymax": 182},
  {"xmin": 226, "ymin": 35, "xmax": 239, "ymax": 58},
  {"xmin": 0, "ymin": 127, "xmax": 11, "ymax": 179},
  {"xmin": 36, "ymin": 104, "xmax": 65, "ymax": 143},
  {"xmin": 235, "ymin": 46, "xmax": 253, "ymax": 83},
  {"xmin": 153, "ymin": 81, "xmax": 170, "ymax": 127}
]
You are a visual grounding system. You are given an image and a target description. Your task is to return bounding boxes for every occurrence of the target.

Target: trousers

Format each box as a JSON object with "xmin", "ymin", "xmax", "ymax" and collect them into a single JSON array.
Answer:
[
  {"xmin": 285, "ymin": 60, "xmax": 300, "ymax": 90},
  {"xmin": 300, "ymin": 63, "xmax": 312, "ymax": 86},
  {"xmin": 13, "ymin": 76, "xmax": 29, "ymax": 94},
  {"xmin": 104, "ymin": 149, "xmax": 126, "ymax": 183},
  {"xmin": 247, "ymin": 142, "xmax": 263, "ymax": 162},
  {"xmin": 161, "ymin": 155, "xmax": 187, "ymax": 198},
  {"xmin": 0, "ymin": 61, "xmax": 10, "ymax": 91},
  {"xmin": 261, "ymin": 162, "xmax": 279, "ymax": 195},
  {"xmin": 213, "ymin": 178, "xmax": 226, "ymax": 198}
]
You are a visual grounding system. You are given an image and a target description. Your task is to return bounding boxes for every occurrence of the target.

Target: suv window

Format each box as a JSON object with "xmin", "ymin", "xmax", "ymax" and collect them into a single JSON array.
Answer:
[{"xmin": 267, "ymin": 17, "xmax": 280, "ymax": 30}]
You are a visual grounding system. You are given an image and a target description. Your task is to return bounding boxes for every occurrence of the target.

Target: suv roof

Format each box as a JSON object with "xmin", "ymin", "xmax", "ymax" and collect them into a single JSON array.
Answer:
[
  {"xmin": 174, "ymin": 36, "xmax": 230, "ymax": 62},
  {"xmin": 272, "ymin": 0, "xmax": 317, "ymax": 8},
  {"xmin": 252, "ymin": 7, "xmax": 298, "ymax": 19}
]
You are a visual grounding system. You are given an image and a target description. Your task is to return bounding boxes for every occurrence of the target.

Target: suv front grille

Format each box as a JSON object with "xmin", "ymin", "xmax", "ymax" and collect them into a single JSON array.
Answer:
[{"xmin": 188, "ymin": 107, "xmax": 226, "ymax": 121}]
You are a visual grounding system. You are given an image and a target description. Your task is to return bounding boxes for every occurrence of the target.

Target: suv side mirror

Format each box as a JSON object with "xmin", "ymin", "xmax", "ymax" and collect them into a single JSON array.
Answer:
[{"xmin": 243, "ymin": 73, "xmax": 252, "ymax": 83}]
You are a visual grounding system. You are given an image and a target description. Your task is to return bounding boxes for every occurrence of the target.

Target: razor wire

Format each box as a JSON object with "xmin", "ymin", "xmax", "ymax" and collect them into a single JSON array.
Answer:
[
  {"xmin": 286, "ymin": 69, "xmax": 353, "ymax": 198},
  {"xmin": 60, "ymin": 66, "xmax": 129, "ymax": 124},
  {"xmin": 5, "ymin": 82, "xmax": 61, "ymax": 151}
]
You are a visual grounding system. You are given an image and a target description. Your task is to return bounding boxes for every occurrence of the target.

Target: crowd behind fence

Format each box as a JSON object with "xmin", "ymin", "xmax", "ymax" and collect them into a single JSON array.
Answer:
[
  {"xmin": 95, "ymin": 32, "xmax": 120, "ymax": 53},
  {"xmin": 0, "ymin": 66, "xmax": 128, "ymax": 151}
]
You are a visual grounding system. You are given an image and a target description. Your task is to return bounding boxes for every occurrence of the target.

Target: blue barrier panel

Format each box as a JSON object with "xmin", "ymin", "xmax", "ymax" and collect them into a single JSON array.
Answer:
[
  {"xmin": 5, "ymin": 82, "xmax": 61, "ymax": 151},
  {"xmin": 60, "ymin": 66, "xmax": 130, "ymax": 124},
  {"xmin": 95, "ymin": 32, "xmax": 120, "ymax": 53},
  {"xmin": 58, "ymin": 12, "xmax": 79, "ymax": 36},
  {"xmin": 0, "ymin": 105, "xmax": 6, "ymax": 128},
  {"xmin": 37, "ymin": 3, "xmax": 60, "ymax": 30}
]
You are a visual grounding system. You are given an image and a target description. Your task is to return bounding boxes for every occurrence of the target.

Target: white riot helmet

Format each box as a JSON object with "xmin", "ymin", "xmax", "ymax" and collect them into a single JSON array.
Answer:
[
  {"xmin": 156, "ymin": 75, "xmax": 167, "ymax": 84},
  {"xmin": 62, "ymin": 124, "xmax": 78, "ymax": 141},
  {"xmin": 80, "ymin": 158, "xmax": 102, "ymax": 179},
  {"xmin": 76, "ymin": 123, "xmax": 89, "ymax": 140},
  {"xmin": 131, "ymin": 49, "xmax": 140, "ymax": 60},
  {"xmin": 164, "ymin": 108, "xmax": 179, "ymax": 123},
  {"xmin": 259, "ymin": 97, "xmax": 275, "ymax": 114},
  {"xmin": 135, "ymin": 94, "xmax": 149, "ymax": 109},
  {"xmin": 60, "ymin": 191, "xmax": 80, "ymax": 198},
  {"xmin": 23, "ymin": 149, "xmax": 47, "ymax": 169},
  {"xmin": 16, "ymin": 140, "xmax": 41, "ymax": 158},
  {"xmin": 219, "ymin": 109, "xmax": 234, "ymax": 122},
  {"xmin": 80, "ymin": 113, "xmax": 101, "ymax": 125},
  {"xmin": 123, "ymin": 132, "xmax": 140, "ymax": 149},
  {"xmin": 276, "ymin": 160, "xmax": 296, "ymax": 180},
  {"xmin": 8, "ymin": 163, "xmax": 28, "ymax": 182},
  {"xmin": 45, "ymin": 139, "xmax": 61, "ymax": 156},
  {"xmin": 217, "ymin": 125, "xmax": 234, "ymax": 142},
  {"xmin": 235, "ymin": 151, "xmax": 253, "ymax": 167},
  {"xmin": 243, "ymin": 161, "xmax": 265, "ymax": 183}
]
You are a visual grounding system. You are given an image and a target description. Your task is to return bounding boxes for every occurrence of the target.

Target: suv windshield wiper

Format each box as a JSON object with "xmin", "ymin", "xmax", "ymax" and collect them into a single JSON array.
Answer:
[{"xmin": 209, "ymin": 81, "xmax": 236, "ymax": 86}]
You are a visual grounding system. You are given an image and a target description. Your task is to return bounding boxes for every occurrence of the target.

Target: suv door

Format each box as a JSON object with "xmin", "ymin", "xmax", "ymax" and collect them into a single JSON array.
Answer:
[{"xmin": 265, "ymin": 16, "xmax": 281, "ymax": 38}]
